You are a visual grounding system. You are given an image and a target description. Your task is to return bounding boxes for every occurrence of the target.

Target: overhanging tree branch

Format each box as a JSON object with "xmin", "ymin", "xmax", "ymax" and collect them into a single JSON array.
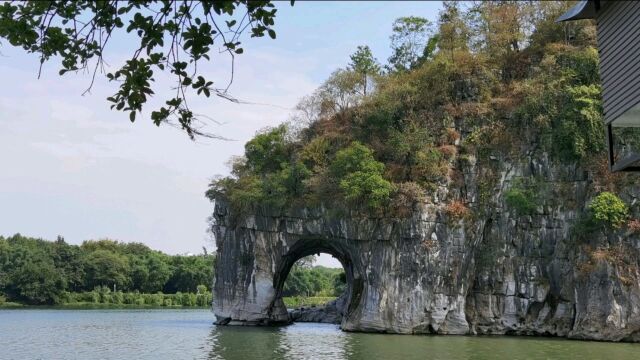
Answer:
[{"xmin": 0, "ymin": 0, "xmax": 291, "ymax": 139}]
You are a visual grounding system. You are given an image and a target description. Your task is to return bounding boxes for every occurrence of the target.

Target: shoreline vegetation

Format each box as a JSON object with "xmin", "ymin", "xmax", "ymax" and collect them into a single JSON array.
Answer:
[
  {"xmin": 1, "ymin": 234, "xmax": 344, "ymax": 309},
  {"xmin": 0, "ymin": 234, "xmax": 215, "ymax": 306},
  {"xmin": 0, "ymin": 295, "xmax": 337, "ymax": 310},
  {"xmin": 283, "ymin": 296, "xmax": 337, "ymax": 309},
  {"xmin": 0, "ymin": 287, "xmax": 214, "ymax": 309}
]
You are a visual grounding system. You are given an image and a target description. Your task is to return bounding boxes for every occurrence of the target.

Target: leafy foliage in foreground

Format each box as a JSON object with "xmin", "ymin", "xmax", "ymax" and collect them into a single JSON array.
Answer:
[
  {"xmin": 0, "ymin": 234, "xmax": 213, "ymax": 305},
  {"xmin": 0, "ymin": 0, "xmax": 286, "ymax": 138}
]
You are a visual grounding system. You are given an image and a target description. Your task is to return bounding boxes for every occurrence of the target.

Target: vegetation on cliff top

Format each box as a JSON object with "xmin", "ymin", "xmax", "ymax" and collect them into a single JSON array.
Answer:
[{"xmin": 208, "ymin": 1, "xmax": 634, "ymax": 220}]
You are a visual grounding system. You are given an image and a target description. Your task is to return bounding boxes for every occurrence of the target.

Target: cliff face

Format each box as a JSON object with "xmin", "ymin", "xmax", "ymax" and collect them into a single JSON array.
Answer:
[{"xmin": 212, "ymin": 153, "xmax": 640, "ymax": 341}]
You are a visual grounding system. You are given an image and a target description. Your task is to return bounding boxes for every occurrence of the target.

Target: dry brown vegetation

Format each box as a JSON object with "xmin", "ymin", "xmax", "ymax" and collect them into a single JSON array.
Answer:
[{"xmin": 445, "ymin": 200, "xmax": 470, "ymax": 221}]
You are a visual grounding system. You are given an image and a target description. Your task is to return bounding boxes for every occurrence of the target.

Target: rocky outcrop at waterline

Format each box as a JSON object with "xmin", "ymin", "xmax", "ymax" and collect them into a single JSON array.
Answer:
[
  {"xmin": 211, "ymin": 153, "xmax": 640, "ymax": 341},
  {"xmin": 289, "ymin": 305, "xmax": 341, "ymax": 324},
  {"xmin": 289, "ymin": 296, "xmax": 346, "ymax": 324}
]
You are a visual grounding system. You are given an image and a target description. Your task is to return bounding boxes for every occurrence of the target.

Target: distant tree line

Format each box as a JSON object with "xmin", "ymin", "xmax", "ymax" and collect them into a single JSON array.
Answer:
[
  {"xmin": 0, "ymin": 234, "xmax": 214, "ymax": 305},
  {"xmin": 283, "ymin": 256, "xmax": 346, "ymax": 298},
  {"xmin": 0, "ymin": 234, "xmax": 346, "ymax": 306}
]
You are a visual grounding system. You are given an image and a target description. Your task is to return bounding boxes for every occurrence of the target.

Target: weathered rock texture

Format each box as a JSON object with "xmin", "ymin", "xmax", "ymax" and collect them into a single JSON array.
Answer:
[{"xmin": 212, "ymin": 154, "xmax": 640, "ymax": 341}]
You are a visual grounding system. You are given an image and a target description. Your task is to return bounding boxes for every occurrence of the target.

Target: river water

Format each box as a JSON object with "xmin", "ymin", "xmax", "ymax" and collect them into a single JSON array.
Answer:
[{"xmin": 0, "ymin": 309, "xmax": 639, "ymax": 359}]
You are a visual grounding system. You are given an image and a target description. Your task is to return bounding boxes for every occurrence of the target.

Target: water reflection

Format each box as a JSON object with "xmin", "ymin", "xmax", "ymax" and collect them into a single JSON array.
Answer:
[
  {"xmin": 279, "ymin": 323, "xmax": 351, "ymax": 359},
  {"xmin": 206, "ymin": 322, "xmax": 640, "ymax": 360},
  {"xmin": 207, "ymin": 325, "xmax": 286, "ymax": 360},
  {"xmin": 206, "ymin": 323, "xmax": 351, "ymax": 360}
]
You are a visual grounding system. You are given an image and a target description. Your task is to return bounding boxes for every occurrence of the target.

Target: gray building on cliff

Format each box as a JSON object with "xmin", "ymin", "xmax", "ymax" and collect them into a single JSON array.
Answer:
[{"xmin": 559, "ymin": 0, "xmax": 640, "ymax": 172}]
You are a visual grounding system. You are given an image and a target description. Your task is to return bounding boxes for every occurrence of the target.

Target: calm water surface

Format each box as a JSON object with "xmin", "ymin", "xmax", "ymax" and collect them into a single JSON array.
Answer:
[{"xmin": 0, "ymin": 309, "xmax": 639, "ymax": 360}]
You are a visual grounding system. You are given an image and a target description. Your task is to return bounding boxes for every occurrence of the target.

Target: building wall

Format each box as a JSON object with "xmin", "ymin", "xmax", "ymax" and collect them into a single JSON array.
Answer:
[{"xmin": 598, "ymin": 0, "xmax": 640, "ymax": 124}]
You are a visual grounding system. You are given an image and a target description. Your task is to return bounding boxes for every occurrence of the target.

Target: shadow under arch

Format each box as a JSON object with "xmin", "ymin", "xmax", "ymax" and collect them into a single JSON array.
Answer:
[{"xmin": 270, "ymin": 237, "xmax": 364, "ymax": 326}]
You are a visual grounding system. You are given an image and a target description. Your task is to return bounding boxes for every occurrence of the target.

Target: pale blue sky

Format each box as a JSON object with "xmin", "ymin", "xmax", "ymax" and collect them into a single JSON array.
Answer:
[{"xmin": 0, "ymin": 1, "xmax": 442, "ymax": 266}]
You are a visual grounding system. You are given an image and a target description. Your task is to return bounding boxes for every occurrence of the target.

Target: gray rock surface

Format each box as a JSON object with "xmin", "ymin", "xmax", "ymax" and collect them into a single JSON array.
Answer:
[
  {"xmin": 289, "ymin": 296, "xmax": 346, "ymax": 324},
  {"xmin": 211, "ymin": 155, "xmax": 640, "ymax": 341}
]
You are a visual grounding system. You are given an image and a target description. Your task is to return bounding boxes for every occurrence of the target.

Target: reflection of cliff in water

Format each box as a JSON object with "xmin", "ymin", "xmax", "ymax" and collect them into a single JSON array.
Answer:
[
  {"xmin": 205, "ymin": 322, "xmax": 640, "ymax": 360},
  {"xmin": 207, "ymin": 323, "xmax": 351, "ymax": 360}
]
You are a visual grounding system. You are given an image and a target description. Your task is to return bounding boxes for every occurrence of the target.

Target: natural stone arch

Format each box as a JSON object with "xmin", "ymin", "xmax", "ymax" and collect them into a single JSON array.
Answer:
[
  {"xmin": 210, "ymin": 200, "xmax": 472, "ymax": 333},
  {"xmin": 211, "ymin": 154, "xmax": 640, "ymax": 341},
  {"xmin": 271, "ymin": 238, "xmax": 363, "ymax": 325}
]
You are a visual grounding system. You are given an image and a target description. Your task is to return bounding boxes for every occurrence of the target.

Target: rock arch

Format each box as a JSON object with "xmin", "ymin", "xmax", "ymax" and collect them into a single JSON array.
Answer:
[
  {"xmin": 211, "ymin": 156, "xmax": 640, "ymax": 341},
  {"xmin": 210, "ymin": 200, "xmax": 470, "ymax": 333},
  {"xmin": 272, "ymin": 238, "xmax": 362, "ymax": 324}
]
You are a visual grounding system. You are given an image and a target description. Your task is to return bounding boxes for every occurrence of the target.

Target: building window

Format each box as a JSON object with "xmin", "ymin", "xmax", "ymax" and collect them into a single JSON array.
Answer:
[{"xmin": 608, "ymin": 103, "xmax": 640, "ymax": 171}]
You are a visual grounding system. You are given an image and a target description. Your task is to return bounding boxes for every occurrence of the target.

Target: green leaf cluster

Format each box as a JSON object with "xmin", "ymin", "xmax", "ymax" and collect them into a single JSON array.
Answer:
[
  {"xmin": 515, "ymin": 46, "xmax": 604, "ymax": 162},
  {"xmin": 208, "ymin": 125, "xmax": 313, "ymax": 214},
  {"xmin": 589, "ymin": 192, "xmax": 629, "ymax": 229},
  {"xmin": 505, "ymin": 188, "xmax": 537, "ymax": 216},
  {"xmin": 0, "ymin": 0, "xmax": 283, "ymax": 138},
  {"xmin": 331, "ymin": 142, "xmax": 393, "ymax": 209}
]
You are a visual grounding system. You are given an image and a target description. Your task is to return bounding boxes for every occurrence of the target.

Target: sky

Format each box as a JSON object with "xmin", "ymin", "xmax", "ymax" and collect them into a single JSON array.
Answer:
[{"xmin": 0, "ymin": 1, "xmax": 442, "ymax": 267}]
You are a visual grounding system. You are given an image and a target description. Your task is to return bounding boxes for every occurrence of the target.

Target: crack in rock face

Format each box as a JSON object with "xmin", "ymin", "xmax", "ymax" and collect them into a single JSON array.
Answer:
[{"xmin": 211, "ymin": 159, "xmax": 640, "ymax": 341}]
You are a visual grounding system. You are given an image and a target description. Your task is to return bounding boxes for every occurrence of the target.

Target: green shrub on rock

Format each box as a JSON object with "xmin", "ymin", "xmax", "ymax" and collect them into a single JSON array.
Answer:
[
  {"xmin": 244, "ymin": 125, "xmax": 291, "ymax": 173},
  {"xmin": 589, "ymin": 192, "xmax": 628, "ymax": 229},
  {"xmin": 504, "ymin": 180, "xmax": 538, "ymax": 216},
  {"xmin": 331, "ymin": 142, "xmax": 393, "ymax": 209}
]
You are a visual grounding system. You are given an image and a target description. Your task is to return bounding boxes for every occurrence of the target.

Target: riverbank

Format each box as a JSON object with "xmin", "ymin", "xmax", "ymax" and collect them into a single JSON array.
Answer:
[
  {"xmin": 0, "ymin": 289, "xmax": 213, "ymax": 309},
  {"xmin": 0, "ymin": 302, "xmax": 209, "ymax": 310},
  {"xmin": 0, "ymin": 302, "xmax": 24, "ymax": 308},
  {"xmin": 0, "ymin": 296, "xmax": 337, "ymax": 309}
]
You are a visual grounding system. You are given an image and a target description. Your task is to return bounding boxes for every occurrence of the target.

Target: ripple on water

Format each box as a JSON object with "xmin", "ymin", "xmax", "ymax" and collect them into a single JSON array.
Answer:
[{"xmin": 1, "ymin": 309, "xmax": 639, "ymax": 360}]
